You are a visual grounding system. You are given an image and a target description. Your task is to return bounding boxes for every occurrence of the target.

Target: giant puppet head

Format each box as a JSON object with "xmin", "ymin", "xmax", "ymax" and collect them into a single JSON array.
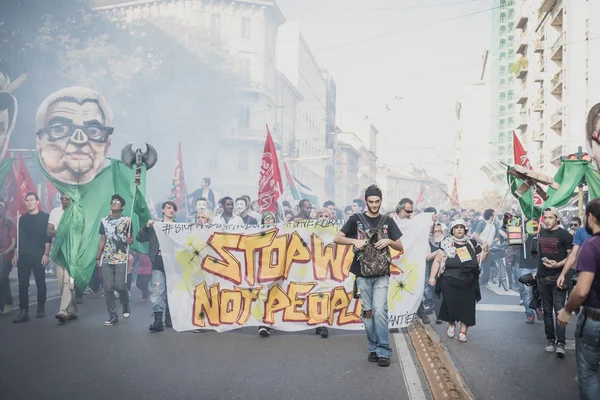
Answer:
[
  {"xmin": 587, "ymin": 103, "xmax": 600, "ymax": 172},
  {"xmin": 0, "ymin": 92, "xmax": 17, "ymax": 159},
  {"xmin": 35, "ymin": 87, "xmax": 113, "ymax": 185}
]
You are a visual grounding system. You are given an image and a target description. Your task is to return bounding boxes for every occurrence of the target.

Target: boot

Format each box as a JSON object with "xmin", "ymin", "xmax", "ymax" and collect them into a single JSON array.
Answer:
[
  {"xmin": 13, "ymin": 309, "xmax": 29, "ymax": 323},
  {"xmin": 164, "ymin": 307, "xmax": 172, "ymax": 328},
  {"xmin": 2, "ymin": 305, "xmax": 12, "ymax": 316},
  {"xmin": 36, "ymin": 305, "xmax": 45, "ymax": 318},
  {"xmin": 149, "ymin": 312, "xmax": 164, "ymax": 332}
]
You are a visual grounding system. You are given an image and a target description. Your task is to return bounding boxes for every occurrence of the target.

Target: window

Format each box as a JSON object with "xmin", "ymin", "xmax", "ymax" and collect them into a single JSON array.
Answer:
[
  {"xmin": 238, "ymin": 149, "xmax": 248, "ymax": 171},
  {"xmin": 240, "ymin": 58, "xmax": 251, "ymax": 79},
  {"xmin": 241, "ymin": 17, "xmax": 251, "ymax": 39},
  {"xmin": 508, "ymin": 91, "xmax": 514, "ymax": 101},
  {"xmin": 239, "ymin": 107, "xmax": 250, "ymax": 128},
  {"xmin": 211, "ymin": 14, "xmax": 221, "ymax": 41}
]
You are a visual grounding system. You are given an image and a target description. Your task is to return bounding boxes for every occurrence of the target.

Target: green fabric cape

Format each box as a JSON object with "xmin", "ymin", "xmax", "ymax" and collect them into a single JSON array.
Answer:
[
  {"xmin": 31, "ymin": 153, "xmax": 152, "ymax": 289},
  {"xmin": 508, "ymin": 160, "xmax": 600, "ymax": 219},
  {"xmin": 0, "ymin": 158, "xmax": 14, "ymax": 185}
]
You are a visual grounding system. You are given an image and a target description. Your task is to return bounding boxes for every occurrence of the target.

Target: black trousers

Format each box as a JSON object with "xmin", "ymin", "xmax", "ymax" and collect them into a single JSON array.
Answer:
[
  {"xmin": 0, "ymin": 259, "xmax": 13, "ymax": 306},
  {"xmin": 537, "ymin": 276, "xmax": 567, "ymax": 343},
  {"xmin": 18, "ymin": 260, "xmax": 46, "ymax": 310}
]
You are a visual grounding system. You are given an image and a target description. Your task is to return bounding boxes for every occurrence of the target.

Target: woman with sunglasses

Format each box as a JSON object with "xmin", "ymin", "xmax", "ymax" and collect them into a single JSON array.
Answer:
[{"xmin": 429, "ymin": 219, "xmax": 488, "ymax": 343}]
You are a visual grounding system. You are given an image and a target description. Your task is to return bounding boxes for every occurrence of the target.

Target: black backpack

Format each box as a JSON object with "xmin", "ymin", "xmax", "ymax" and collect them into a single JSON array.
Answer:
[{"xmin": 355, "ymin": 213, "xmax": 392, "ymax": 277}]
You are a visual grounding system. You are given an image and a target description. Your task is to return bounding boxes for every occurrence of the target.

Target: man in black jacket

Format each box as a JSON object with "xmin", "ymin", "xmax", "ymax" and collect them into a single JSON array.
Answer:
[
  {"xmin": 12, "ymin": 192, "xmax": 51, "ymax": 323},
  {"xmin": 137, "ymin": 201, "xmax": 177, "ymax": 332}
]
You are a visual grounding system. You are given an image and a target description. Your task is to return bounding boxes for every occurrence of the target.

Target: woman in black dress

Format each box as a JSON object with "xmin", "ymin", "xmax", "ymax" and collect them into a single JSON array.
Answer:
[{"xmin": 429, "ymin": 219, "xmax": 488, "ymax": 342}]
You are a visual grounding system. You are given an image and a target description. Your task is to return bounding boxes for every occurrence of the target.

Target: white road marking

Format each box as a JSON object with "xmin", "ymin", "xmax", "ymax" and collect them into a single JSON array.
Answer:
[
  {"xmin": 477, "ymin": 304, "xmax": 524, "ymax": 312},
  {"xmin": 394, "ymin": 332, "xmax": 427, "ymax": 400},
  {"xmin": 485, "ymin": 285, "xmax": 520, "ymax": 297}
]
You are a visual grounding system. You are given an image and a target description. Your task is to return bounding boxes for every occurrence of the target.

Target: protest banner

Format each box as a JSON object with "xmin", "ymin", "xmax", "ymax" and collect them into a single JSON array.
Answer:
[{"xmin": 155, "ymin": 213, "xmax": 432, "ymax": 332}]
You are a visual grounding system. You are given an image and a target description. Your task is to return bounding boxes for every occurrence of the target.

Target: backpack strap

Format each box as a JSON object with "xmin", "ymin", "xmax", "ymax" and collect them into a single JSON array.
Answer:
[
  {"xmin": 374, "ymin": 214, "xmax": 387, "ymax": 232},
  {"xmin": 355, "ymin": 213, "xmax": 373, "ymax": 230}
]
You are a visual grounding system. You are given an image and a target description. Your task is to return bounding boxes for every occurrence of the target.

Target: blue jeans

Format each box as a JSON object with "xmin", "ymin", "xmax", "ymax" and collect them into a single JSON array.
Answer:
[
  {"xmin": 518, "ymin": 268, "xmax": 536, "ymax": 317},
  {"xmin": 151, "ymin": 270, "xmax": 168, "ymax": 313},
  {"xmin": 356, "ymin": 276, "xmax": 392, "ymax": 358},
  {"xmin": 423, "ymin": 263, "xmax": 434, "ymax": 309},
  {"xmin": 576, "ymin": 311, "xmax": 600, "ymax": 400}
]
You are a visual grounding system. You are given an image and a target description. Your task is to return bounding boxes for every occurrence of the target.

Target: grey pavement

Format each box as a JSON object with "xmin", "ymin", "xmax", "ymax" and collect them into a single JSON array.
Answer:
[
  {"xmin": 431, "ymin": 286, "xmax": 579, "ymax": 400},
  {"xmin": 0, "ymin": 288, "xmax": 428, "ymax": 400}
]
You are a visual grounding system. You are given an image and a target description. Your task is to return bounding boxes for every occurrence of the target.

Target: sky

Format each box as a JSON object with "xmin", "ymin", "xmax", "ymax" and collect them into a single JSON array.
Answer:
[{"xmin": 276, "ymin": 0, "xmax": 494, "ymax": 184}]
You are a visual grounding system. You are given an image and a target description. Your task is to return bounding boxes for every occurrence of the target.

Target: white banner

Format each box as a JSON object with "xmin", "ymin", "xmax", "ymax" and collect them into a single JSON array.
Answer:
[{"xmin": 155, "ymin": 213, "xmax": 431, "ymax": 332}]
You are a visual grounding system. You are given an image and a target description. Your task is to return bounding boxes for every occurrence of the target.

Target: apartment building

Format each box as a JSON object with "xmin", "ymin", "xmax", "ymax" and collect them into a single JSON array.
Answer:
[
  {"xmin": 513, "ymin": 0, "xmax": 600, "ymax": 174},
  {"xmin": 490, "ymin": 0, "xmax": 518, "ymax": 167}
]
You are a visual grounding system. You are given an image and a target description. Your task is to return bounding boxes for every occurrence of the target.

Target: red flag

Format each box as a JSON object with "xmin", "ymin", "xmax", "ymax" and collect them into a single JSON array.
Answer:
[
  {"xmin": 416, "ymin": 187, "xmax": 424, "ymax": 209},
  {"xmin": 258, "ymin": 124, "xmax": 283, "ymax": 214},
  {"xmin": 6, "ymin": 153, "xmax": 39, "ymax": 218},
  {"xmin": 441, "ymin": 188, "xmax": 460, "ymax": 208},
  {"xmin": 513, "ymin": 131, "xmax": 532, "ymax": 170},
  {"xmin": 169, "ymin": 142, "xmax": 187, "ymax": 208},
  {"xmin": 451, "ymin": 177, "xmax": 460, "ymax": 206}
]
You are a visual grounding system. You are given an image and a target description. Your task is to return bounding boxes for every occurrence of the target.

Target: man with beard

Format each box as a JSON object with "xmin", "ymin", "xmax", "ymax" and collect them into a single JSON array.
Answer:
[
  {"xmin": 335, "ymin": 185, "xmax": 403, "ymax": 367},
  {"xmin": 557, "ymin": 198, "xmax": 600, "ymax": 399},
  {"xmin": 12, "ymin": 193, "xmax": 51, "ymax": 323},
  {"xmin": 214, "ymin": 197, "xmax": 244, "ymax": 225},
  {"xmin": 537, "ymin": 207, "xmax": 573, "ymax": 358}
]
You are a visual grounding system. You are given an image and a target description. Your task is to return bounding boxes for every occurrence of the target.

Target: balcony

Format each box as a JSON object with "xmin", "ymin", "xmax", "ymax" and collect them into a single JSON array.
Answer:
[
  {"xmin": 551, "ymin": 144, "xmax": 565, "ymax": 166},
  {"xmin": 517, "ymin": 2, "xmax": 528, "ymax": 29},
  {"xmin": 516, "ymin": 83, "xmax": 528, "ymax": 105},
  {"xmin": 551, "ymin": 0, "xmax": 564, "ymax": 27},
  {"xmin": 551, "ymin": 34, "xmax": 564, "ymax": 61},
  {"xmin": 532, "ymin": 130, "xmax": 544, "ymax": 142},
  {"xmin": 517, "ymin": 112, "xmax": 528, "ymax": 131},
  {"xmin": 534, "ymin": 40, "xmax": 545, "ymax": 53},
  {"xmin": 551, "ymin": 69, "xmax": 564, "ymax": 96},
  {"xmin": 533, "ymin": 92, "xmax": 545, "ymax": 112},
  {"xmin": 540, "ymin": 0, "xmax": 557, "ymax": 13},
  {"xmin": 517, "ymin": 30, "xmax": 528, "ymax": 55},
  {"xmin": 551, "ymin": 107, "xmax": 564, "ymax": 131}
]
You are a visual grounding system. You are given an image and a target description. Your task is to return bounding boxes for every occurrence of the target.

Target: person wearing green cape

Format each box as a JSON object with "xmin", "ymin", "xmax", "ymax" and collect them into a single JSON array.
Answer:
[{"xmin": 33, "ymin": 86, "xmax": 152, "ymax": 297}]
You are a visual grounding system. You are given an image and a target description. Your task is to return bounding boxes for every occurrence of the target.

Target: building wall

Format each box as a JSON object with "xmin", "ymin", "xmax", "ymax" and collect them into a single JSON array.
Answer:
[{"xmin": 490, "ymin": 0, "xmax": 518, "ymax": 168}]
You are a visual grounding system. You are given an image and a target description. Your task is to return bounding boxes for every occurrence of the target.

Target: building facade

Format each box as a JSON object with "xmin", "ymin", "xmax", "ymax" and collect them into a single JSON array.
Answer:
[
  {"xmin": 490, "ymin": 0, "xmax": 518, "ymax": 168},
  {"xmin": 513, "ymin": 0, "xmax": 600, "ymax": 174}
]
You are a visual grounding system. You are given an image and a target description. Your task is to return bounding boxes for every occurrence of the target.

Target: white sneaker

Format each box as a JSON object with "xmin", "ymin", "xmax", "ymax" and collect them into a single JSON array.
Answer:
[
  {"xmin": 545, "ymin": 340, "xmax": 556, "ymax": 352},
  {"xmin": 114, "ymin": 291, "xmax": 120, "ymax": 299},
  {"xmin": 447, "ymin": 324, "xmax": 456, "ymax": 338}
]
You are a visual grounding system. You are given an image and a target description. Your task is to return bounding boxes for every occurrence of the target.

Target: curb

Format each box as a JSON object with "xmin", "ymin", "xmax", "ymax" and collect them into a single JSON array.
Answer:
[{"xmin": 407, "ymin": 319, "xmax": 475, "ymax": 400}]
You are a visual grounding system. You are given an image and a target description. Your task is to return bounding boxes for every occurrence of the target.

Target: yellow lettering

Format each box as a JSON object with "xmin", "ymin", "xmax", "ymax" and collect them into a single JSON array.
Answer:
[
  {"xmin": 219, "ymin": 289, "xmax": 243, "ymax": 325},
  {"xmin": 193, "ymin": 282, "xmax": 221, "ymax": 327},
  {"xmin": 263, "ymin": 285, "xmax": 291, "ymax": 325},
  {"xmin": 329, "ymin": 287, "xmax": 351, "ymax": 325},
  {"xmin": 235, "ymin": 286, "xmax": 261, "ymax": 325},
  {"xmin": 202, "ymin": 233, "xmax": 243, "ymax": 285},
  {"xmin": 307, "ymin": 292, "xmax": 331, "ymax": 325},
  {"xmin": 284, "ymin": 231, "xmax": 312, "ymax": 279},
  {"xmin": 311, "ymin": 234, "xmax": 348, "ymax": 282},
  {"xmin": 258, "ymin": 235, "xmax": 288, "ymax": 282},
  {"xmin": 240, "ymin": 229, "xmax": 277, "ymax": 285},
  {"xmin": 283, "ymin": 282, "xmax": 315, "ymax": 322}
]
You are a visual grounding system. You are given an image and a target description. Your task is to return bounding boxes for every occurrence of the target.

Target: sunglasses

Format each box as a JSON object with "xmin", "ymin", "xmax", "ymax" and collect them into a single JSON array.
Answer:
[
  {"xmin": 111, "ymin": 200, "xmax": 122, "ymax": 205},
  {"xmin": 60, "ymin": 197, "xmax": 70, "ymax": 201},
  {"xmin": 403, "ymin": 209, "xmax": 414, "ymax": 214},
  {"xmin": 571, "ymin": 224, "xmax": 579, "ymax": 227}
]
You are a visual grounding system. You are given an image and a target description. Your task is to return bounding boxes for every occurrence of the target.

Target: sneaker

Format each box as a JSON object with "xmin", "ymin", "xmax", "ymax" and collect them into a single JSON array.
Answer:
[
  {"xmin": 314, "ymin": 327, "xmax": 322, "ymax": 335},
  {"xmin": 526, "ymin": 315, "xmax": 535, "ymax": 324},
  {"xmin": 104, "ymin": 317, "xmax": 119, "ymax": 326},
  {"xmin": 258, "ymin": 327, "xmax": 271, "ymax": 338},
  {"xmin": 55, "ymin": 314, "xmax": 67, "ymax": 325},
  {"xmin": 368, "ymin": 352, "xmax": 379, "ymax": 362},
  {"xmin": 447, "ymin": 324, "xmax": 456, "ymax": 338},
  {"xmin": 420, "ymin": 313, "xmax": 430, "ymax": 325},
  {"xmin": 458, "ymin": 332, "xmax": 467, "ymax": 343},
  {"xmin": 320, "ymin": 327, "xmax": 329, "ymax": 338},
  {"xmin": 424, "ymin": 307, "xmax": 433, "ymax": 315},
  {"xmin": 122, "ymin": 305, "xmax": 130, "ymax": 319},
  {"xmin": 378, "ymin": 357, "xmax": 391, "ymax": 367},
  {"xmin": 114, "ymin": 291, "xmax": 120, "ymax": 299},
  {"xmin": 536, "ymin": 308, "xmax": 544, "ymax": 321},
  {"xmin": 435, "ymin": 318, "xmax": 442, "ymax": 325},
  {"xmin": 545, "ymin": 340, "xmax": 556, "ymax": 352},
  {"xmin": 556, "ymin": 342, "xmax": 566, "ymax": 358}
]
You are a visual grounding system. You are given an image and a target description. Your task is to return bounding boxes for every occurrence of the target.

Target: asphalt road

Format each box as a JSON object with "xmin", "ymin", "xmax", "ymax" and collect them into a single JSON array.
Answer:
[
  {"xmin": 0, "ymin": 286, "xmax": 430, "ymax": 400},
  {"xmin": 431, "ymin": 285, "xmax": 580, "ymax": 400}
]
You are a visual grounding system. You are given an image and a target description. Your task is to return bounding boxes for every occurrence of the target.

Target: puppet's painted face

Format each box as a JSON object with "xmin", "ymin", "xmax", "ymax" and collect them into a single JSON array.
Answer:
[
  {"xmin": 36, "ymin": 100, "xmax": 111, "ymax": 184},
  {"xmin": 196, "ymin": 200, "xmax": 207, "ymax": 212},
  {"xmin": 235, "ymin": 200, "xmax": 247, "ymax": 214}
]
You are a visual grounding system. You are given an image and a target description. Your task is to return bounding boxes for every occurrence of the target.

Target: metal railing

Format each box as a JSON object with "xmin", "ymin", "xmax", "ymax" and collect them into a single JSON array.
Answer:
[
  {"xmin": 551, "ymin": 34, "xmax": 564, "ymax": 56},
  {"xmin": 551, "ymin": 107, "xmax": 564, "ymax": 126}
]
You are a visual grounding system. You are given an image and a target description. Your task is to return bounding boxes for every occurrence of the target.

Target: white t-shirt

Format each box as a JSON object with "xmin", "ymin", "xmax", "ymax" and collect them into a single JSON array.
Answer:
[
  {"xmin": 213, "ymin": 214, "xmax": 244, "ymax": 226},
  {"xmin": 48, "ymin": 206, "xmax": 64, "ymax": 230},
  {"xmin": 477, "ymin": 221, "xmax": 497, "ymax": 246}
]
